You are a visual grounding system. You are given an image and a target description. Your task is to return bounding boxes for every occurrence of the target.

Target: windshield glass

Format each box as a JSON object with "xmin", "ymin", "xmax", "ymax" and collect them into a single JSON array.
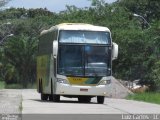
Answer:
[
  {"xmin": 59, "ymin": 30, "xmax": 111, "ymax": 44},
  {"xmin": 85, "ymin": 46, "xmax": 109, "ymax": 76},
  {"xmin": 58, "ymin": 45, "xmax": 111, "ymax": 77},
  {"xmin": 58, "ymin": 45, "xmax": 83, "ymax": 76}
]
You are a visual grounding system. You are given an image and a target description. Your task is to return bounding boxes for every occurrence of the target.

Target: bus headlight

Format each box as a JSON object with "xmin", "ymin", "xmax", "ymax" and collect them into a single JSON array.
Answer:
[
  {"xmin": 99, "ymin": 80, "xmax": 111, "ymax": 85},
  {"xmin": 57, "ymin": 78, "xmax": 69, "ymax": 84}
]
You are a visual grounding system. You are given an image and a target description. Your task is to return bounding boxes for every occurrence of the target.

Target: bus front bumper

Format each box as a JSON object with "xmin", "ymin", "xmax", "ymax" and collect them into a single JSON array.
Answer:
[{"xmin": 56, "ymin": 83, "xmax": 110, "ymax": 96}]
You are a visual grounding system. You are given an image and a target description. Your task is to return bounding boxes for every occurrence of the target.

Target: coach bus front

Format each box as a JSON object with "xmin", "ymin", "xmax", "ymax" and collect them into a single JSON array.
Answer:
[{"xmin": 55, "ymin": 30, "xmax": 112, "ymax": 103}]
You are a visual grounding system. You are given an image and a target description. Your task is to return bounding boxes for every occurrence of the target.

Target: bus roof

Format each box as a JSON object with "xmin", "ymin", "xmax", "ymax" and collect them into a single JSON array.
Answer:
[
  {"xmin": 56, "ymin": 23, "xmax": 110, "ymax": 31},
  {"xmin": 41, "ymin": 23, "xmax": 110, "ymax": 35}
]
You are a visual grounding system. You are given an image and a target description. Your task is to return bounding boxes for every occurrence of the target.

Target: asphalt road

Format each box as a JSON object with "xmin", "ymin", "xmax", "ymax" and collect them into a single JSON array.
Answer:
[
  {"xmin": 0, "ymin": 89, "xmax": 21, "ymax": 114},
  {"xmin": 1, "ymin": 89, "xmax": 160, "ymax": 120},
  {"xmin": 21, "ymin": 89, "xmax": 160, "ymax": 120}
]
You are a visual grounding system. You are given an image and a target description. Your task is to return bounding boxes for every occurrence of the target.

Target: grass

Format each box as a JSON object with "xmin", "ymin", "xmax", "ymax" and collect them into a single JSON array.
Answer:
[
  {"xmin": 0, "ymin": 81, "xmax": 5, "ymax": 89},
  {"xmin": 5, "ymin": 83, "xmax": 36, "ymax": 89},
  {"xmin": 5, "ymin": 84, "xmax": 23, "ymax": 89},
  {"xmin": 127, "ymin": 92, "xmax": 160, "ymax": 105},
  {"xmin": 27, "ymin": 83, "xmax": 36, "ymax": 89}
]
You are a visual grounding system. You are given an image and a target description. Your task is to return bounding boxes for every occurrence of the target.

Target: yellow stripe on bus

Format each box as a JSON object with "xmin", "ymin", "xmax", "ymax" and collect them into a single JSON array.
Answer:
[{"xmin": 67, "ymin": 77, "xmax": 88, "ymax": 85}]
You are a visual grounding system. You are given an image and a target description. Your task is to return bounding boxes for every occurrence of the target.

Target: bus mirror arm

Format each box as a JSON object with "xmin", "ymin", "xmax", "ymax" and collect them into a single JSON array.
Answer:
[
  {"xmin": 112, "ymin": 42, "xmax": 118, "ymax": 60},
  {"xmin": 53, "ymin": 41, "xmax": 58, "ymax": 58}
]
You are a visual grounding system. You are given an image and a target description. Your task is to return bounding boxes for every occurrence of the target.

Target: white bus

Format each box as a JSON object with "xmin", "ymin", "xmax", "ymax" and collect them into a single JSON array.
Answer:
[{"xmin": 37, "ymin": 23, "xmax": 118, "ymax": 104}]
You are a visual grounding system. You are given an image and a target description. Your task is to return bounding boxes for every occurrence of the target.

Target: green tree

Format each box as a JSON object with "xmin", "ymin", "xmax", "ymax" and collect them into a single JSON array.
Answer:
[
  {"xmin": 4, "ymin": 34, "xmax": 38, "ymax": 87},
  {"xmin": 0, "ymin": 0, "xmax": 11, "ymax": 8}
]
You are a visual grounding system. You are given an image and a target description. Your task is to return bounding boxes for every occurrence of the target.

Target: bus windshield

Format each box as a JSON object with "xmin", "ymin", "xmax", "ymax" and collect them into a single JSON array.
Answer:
[
  {"xmin": 59, "ymin": 30, "xmax": 111, "ymax": 44},
  {"xmin": 58, "ymin": 45, "xmax": 111, "ymax": 77}
]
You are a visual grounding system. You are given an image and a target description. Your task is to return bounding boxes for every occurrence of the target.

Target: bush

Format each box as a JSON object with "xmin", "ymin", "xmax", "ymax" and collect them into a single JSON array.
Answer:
[{"xmin": 5, "ymin": 83, "xmax": 23, "ymax": 89}]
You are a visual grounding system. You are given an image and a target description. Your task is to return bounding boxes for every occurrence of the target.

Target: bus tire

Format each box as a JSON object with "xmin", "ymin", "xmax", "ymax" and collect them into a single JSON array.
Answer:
[
  {"xmin": 49, "ymin": 95, "xmax": 53, "ymax": 101},
  {"xmin": 40, "ymin": 79, "xmax": 48, "ymax": 101},
  {"xmin": 41, "ymin": 94, "xmax": 48, "ymax": 101},
  {"xmin": 97, "ymin": 96, "xmax": 104, "ymax": 104},
  {"xmin": 39, "ymin": 79, "xmax": 42, "ymax": 93},
  {"xmin": 53, "ymin": 95, "xmax": 60, "ymax": 102},
  {"xmin": 78, "ymin": 96, "xmax": 91, "ymax": 103},
  {"xmin": 38, "ymin": 79, "xmax": 40, "ymax": 93}
]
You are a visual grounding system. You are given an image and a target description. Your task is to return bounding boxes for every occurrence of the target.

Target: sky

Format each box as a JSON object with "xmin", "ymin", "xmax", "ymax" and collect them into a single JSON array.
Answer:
[{"xmin": 6, "ymin": 0, "xmax": 117, "ymax": 13}]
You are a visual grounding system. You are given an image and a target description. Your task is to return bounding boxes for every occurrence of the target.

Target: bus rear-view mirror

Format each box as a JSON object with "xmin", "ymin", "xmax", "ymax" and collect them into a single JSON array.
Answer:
[
  {"xmin": 53, "ymin": 40, "xmax": 58, "ymax": 58},
  {"xmin": 112, "ymin": 42, "xmax": 118, "ymax": 60}
]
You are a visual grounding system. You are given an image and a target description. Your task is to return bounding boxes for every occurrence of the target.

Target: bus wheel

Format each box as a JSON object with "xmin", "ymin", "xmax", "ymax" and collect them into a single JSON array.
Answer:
[
  {"xmin": 49, "ymin": 95, "xmax": 53, "ymax": 101},
  {"xmin": 78, "ymin": 96, "xmax": 91, "ymax": 103},
  {"xmin": 97, "ymin": 96, "xmax": 104, "ymax": 104},
  {"xmin": 41, "ymin": 94, "xmax": 48, "ymax": 101},
  {"xmin": 53, "ymin": 95, "xmax": 60, "ymax": 102}
]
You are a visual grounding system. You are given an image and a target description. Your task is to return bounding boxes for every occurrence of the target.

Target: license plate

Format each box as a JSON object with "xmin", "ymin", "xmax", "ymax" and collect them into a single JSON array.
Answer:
[{"xmin": 80, "ymin": 88, "xmax": 88, "ymax": 92}]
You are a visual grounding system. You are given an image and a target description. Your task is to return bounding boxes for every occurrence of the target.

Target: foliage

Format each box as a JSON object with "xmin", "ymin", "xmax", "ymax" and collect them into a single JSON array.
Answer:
[
  {"xmin": 119, "ymin": 0, "xmax": 160, "ymax": 21},
  {"xmin": 127, "ymin": 92, "xmax": 160, "ymax": 105},
  {"xmin": 0, "ymin": 0, "xmax": 11, "ymax": 8},
  {"xmin": 4, "ymin": 34, "xmax": 38, "ymax": 88},
  {"xmin": 0, "ymin": 81, "xmax": 5, "ymax": 89},
  {"xmin": 151, "ymin": 61, "xmax": 160, "ymax": 88},
  {"xmin": 5, "ymin": 83, "xmax": 23, "ymax": 89},
  {"xmin": 0, "ymin": 0, "xmax": 159, "ymax": 89}
]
